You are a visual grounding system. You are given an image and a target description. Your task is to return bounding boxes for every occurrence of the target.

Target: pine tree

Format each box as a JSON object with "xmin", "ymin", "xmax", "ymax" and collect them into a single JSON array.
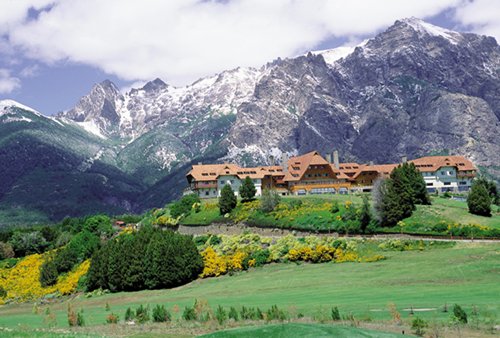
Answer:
[
  {"xmin": 239, "ymin": 176, "xmax": 256, "ymax": 202},
  {"xmin": 467, "ymin": 180, "xmax": 492, "ymax": 217},
  {"xmin": 219, "ymin": 184, "xmax": 237, "ymax": 215},
  {"xmin": 359, "ymin": 195, "xmax": 371, "ymax": 233},
  {"xmin": 374, "ymin": 179, "xmax": 407, "ymax": 227},
  {"xmin": 405, "ymin": 163, "xmax": 431, "ymax": 205},
  {"xmin": 39, "ymin": 259, "xmax": 58, "ymax": 287}
]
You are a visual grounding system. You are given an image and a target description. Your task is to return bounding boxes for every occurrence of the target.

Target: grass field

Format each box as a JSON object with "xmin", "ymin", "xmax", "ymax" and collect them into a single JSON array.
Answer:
[
  {"xmin": 200, "ymin": 323, "xmax": 407, "ymax": 338},
  {"xmin": 0, "ymin": 242, "xmax": 498, "ymax": 337},
  {"xmin": 181, "ymin": 194, "xmax": 500, "ymax": 236},
  {"xmin": 405, "ymin": 197, "xmax": 500, "ymax": 229}
]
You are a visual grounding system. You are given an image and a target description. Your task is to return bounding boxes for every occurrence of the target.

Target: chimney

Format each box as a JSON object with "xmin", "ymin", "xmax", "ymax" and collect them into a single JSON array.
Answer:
[
  {"xmin": 198, "ymin": 162, "xmax": 202, "ymax": 165},
  {"xmin": 402, "ymin": 156, "xmax": 407, "ymax": 163},
  {"xmin": 369, "ymin": 161, "xmax": 374, "ymax": 166},
  {"xmin": 333, "ymin": 150, "xmax": 340, "ymax": 169},
  {"xmin": 269, "ymin": 155, "xmax": 275, "ymax": 166},
  {"xmin": 325, "ymin": 153, "xmax": 333, "ymax": 164},
  {"xmin": 281, "ymin": 153, "xmax": 289, "ymax": 172}
]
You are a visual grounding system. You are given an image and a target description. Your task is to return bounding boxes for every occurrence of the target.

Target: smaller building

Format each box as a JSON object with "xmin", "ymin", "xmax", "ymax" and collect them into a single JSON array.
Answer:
[{"xmin": 410, "ymin": 156, "xmax": 477, "ymax": 193}]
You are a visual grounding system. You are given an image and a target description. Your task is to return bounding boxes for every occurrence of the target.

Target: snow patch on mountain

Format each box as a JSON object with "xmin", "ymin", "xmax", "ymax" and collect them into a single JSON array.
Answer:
[
  {"xmin": 0, "ymin": 99, "xmax": 41, "ymax": 116},
  {"xmin": 402, "ymin": 17, "xmax": 462, "ymax": 45},
  {"xmin": 76, "ymin": 120, "xmax": 107, "ymax": 139}
]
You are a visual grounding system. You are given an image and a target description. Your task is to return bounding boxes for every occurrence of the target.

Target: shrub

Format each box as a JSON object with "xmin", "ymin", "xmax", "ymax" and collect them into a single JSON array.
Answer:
[
  {"xmin": 77, "ymin": 310, "xmax": 85, "ymax": 326},
  {"xmin": 39, "ymin": 259, "xmax": 58, "ymax": 287},
  {"xmin": 170, "ymin": 194, "xmax": 201, "ymax": 218},
  {"xmin": 260, "ymin": 189, "xmax": 281, "ymax": 213},
  {"xmin": 152, "ymin": 304, "xmax": 171, "ymax": 322},
  {"xmin": 0, "ymin": 242, "xmax": 15, "ymax": 260},
  {"xmin": 106, "ymin": 313, "xmax": 119, "ymax": 324},
  {"xmin": 215, "ymin": 305, "xmax": 227, "ymax": 325},
  {"xmin": 183, "ymin": 305, "xmax": 197, "ymax": 321},
  {"xmin": 266, "ymin": 305, "xmax": 287, "ymax": 321},
  {"xmin": 219, "ymin": 184, "xmax": 237, "ymax": 215},
  {"xmin": 135, "ymin": 305, "xmax": 150, "ymax": 324},
  {"xmin": 331, "ymin": 201, "xmax": 339, "ymax": 213},
  {"xmin": 10, "ymin": 231, "xmax": 49, "ymax": 257},
  {"xmin": 331, "ymin": 306, "xmax": 341, "ymax": 321},
  {"xmin": 194, "ymin": 235, "xmax": 209, "ymax": 246},
  {"xmin": 228, "ymin": 306, "xmax": 239, "ymax": 321},
  {"xmin": 0, "ymin": 286, "xmax": 6, "ymax": 298},
  {"xmin": 83, "ymin": 215, "xmax": 113, "ymax": 237},
  {"xmin": 67, "ymin": 304, "xmax": 77, "ymax": 327},
  {"xmin": 125, "ymin": 307, "xmax": 134, "ymax": 321},
  {"xmin": 412, "ymin": 317, "xmax": 427, "ymax": 336},
  {"xmin": 453, "ymin": 304, "xmax": 467, "ymax": 324}
]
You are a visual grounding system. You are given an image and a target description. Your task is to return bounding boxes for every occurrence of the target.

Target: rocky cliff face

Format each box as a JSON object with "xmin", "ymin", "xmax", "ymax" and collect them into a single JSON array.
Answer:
[{"xmin": 22, "ymin": 17, "xmax": 496, "ymax": 213}]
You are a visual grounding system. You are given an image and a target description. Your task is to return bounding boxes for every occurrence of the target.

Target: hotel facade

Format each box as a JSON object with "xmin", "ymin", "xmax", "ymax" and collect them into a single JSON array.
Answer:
[{"xmin": 185, "ymin": 151, "xmax": 477, "ymax": 198}]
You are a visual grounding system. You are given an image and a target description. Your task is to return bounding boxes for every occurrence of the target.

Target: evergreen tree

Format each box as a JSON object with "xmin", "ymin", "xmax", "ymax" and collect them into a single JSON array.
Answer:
[
  {"xmin": 390, "ymin": 164, "xmax": 415, "ymax": 216},
  {"xmin": 239, "ymin": 176, "xmax": 257, "ymax": 202},
  {"xmin": 373, "ymin": 179, "xmax": 407, "ymax": 227},
  {"xmin": 359, "ymin": 195, "xmax": 371, "ymax": 233},
  {"xmin": 218, "ymin": 184, "xmax": 237, "ymax": 215},
  {"xmin": 475, "ymin": 177, "xmax": 499, "ymax": 205},
  {"xmin": 404, "ymin": 163, "xmax": 431, "ymax": 205},
  {"xmin": 467, "ymin": 180, "xmax": 492, "ymax": 217}
]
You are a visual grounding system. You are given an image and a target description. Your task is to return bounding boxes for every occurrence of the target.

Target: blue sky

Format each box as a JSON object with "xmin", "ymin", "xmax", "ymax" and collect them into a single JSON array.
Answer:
[{"xmin": 0, "ymin": 0, "xmax": 499, "ymax": 115}]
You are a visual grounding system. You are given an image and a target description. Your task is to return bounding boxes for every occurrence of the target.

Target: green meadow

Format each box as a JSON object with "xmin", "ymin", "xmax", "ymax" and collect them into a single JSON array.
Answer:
[{"xmin": 0, "ymin": 241, "xmax": 498, "ymax": 337}]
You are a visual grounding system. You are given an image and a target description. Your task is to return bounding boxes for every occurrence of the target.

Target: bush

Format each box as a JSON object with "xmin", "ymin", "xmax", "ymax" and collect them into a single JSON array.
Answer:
[
  {"xmin": 135, "ymin": 305, "xmax": 150, "ymax": 324},
  {"xmin": 182, "ymin": 305, "xmax": 197, "ymax": 321},
  {"xmin": 260, "ymin": 189, "xmax": 281, "ymax": 213},
  {"xmin": 219, "ymin": 184, "xmax": 237, "ymax": 215},
  {"xmin": 0, "ymin": 286, "xmax": 6, "ymax": 298},
  {"xmin": 77, "ymin": 310, "xmax": 85, "ymax": 326},
  {"xmin": 39, "ymin": 259, "xmax": 58, "ymax": 287},
  {"xmin": 331, "ymin": 306, "xmax": 341, "ymax": 321},
  {"xmin": 170, "ymin": 194, "xmax": 201, "ymax": 218},
  {"xmin": 125, "ymin": 307, "xmax": 134, "ymax": 321},
  {"xmin": 453, "ymin": 304, "xmax": 467, "ymax": 324},
  {"xmin": 0, "ymin": 242, "xmax": 15, "ymax": 259},
  {"xmin": 412, "ymin": 317, "xmax": 427, "ymax": 336},
  {"xmin": 106, "ymin": 313, "xmax": 119, "ymax": 324},
  {"xmin": 10, "ymin": 231, "xmax": 49, "ymax": 257},
  {"xmin": 152, "ymin": 304, "xmax": 171, "ymax": 322},
  {"xmin": 468, "ymin": 180, "xmax": 492, "ymax": 217},
  {"xmin": 266, "ymin": 305, "xmax": 287, "ymax": 321},
  {"xmin": 228, "ymin": 306, "xmax": 239, "ymax": 321},
  {"xmin": 83, "ymin": 215, "xmax": 113, "ymax": 237},
  {"xmin": 215, "ymin": 305, "xmax": 227, "ymax": 325}
]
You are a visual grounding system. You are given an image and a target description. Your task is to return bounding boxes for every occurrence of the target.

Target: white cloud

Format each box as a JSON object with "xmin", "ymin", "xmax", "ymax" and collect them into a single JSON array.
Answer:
[
  {"xmin": 1, "ymin": 0, "xmax": 495, "ymax": 86},
  {"xmin": 19, "ymin": 64, "xmax": 40, "ymax": 78},
  {"xmin": 0, "ymin": 69, "xmax": 21, "ymax": 93},
  {"xmin": 454, "ymin": 0, "xmax": 500, "ymax": 39}
]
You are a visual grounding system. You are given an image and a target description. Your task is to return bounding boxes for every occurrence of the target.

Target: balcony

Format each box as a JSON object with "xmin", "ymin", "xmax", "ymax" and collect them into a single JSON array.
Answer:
[{"xmin": 194, "ymin": 182, "xmax": 218, "ymax": 189}]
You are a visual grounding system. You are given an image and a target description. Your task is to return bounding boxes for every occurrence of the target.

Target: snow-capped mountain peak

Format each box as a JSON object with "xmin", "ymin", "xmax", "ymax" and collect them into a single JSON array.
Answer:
[
  {"xmin": 0, "ymin": 99, "xmax": 42, "ymax": 116},
  {"xmin": 399, "ymin": 17, "xmax": 462, "ymax": 44}
]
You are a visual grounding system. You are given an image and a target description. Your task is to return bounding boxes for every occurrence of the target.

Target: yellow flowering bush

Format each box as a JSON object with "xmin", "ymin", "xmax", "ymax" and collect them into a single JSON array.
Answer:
[
  {"xmin": 0, "ymin": 253, "xmax": 90, "ymax": 304},
  {"xmin": 200, "ymin": 247, "xmax": 227, "ymax": 278}
]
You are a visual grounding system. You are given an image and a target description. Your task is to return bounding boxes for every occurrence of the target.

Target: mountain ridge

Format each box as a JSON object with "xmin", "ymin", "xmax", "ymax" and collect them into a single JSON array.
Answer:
[{"xmin": 1, "ymin": 17, "xmax": 499, "ymax": 224}]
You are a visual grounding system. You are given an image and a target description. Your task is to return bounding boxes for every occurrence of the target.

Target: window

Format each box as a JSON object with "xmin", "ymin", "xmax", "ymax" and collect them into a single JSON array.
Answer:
[
  {"xmin": 444, "ymin": 182, "xmax": 451, "ymax": 186},
  {"xmin": 205, "ymin": 191, "xmax": 209, "ymax": 196},
  {"xmin": 459, "ymin": 181, "xmax": 467, "ymax": 185},
  {"xmin": 230, "ymin": 180, "xmax": 234, "ymax": 184},
  {"xmin": 441, "ymin": 171, "xmax": 445, "ymax": 175},
  {"xmin": 426, "ymin": 183, "xmax": 433, "ymax": 186}
]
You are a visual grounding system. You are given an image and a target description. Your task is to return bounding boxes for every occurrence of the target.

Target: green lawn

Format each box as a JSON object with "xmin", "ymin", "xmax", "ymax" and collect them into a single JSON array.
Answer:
[
  {"xmin": 201, "ymin": 323, "xmax": 408, "ymax": 338},
  {"xmin": 0, "ymin": 242, "xmax": 498, "ymax": 334},
  {"xmin": 403, "ymin": 197, "xmax": 500, "ymax": 229}
]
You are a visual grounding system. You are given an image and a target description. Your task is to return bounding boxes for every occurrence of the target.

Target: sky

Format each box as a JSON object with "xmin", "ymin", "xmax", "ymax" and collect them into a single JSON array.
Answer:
[{"xmin": 0, "ymin": 0, "xmax": 499, "ymax": 115}]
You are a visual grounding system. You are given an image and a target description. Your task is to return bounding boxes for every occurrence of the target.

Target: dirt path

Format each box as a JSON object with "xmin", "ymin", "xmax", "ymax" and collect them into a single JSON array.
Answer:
[{"xmin": 177, "ymin": 223, "xmax": 500, "ymax": 242}]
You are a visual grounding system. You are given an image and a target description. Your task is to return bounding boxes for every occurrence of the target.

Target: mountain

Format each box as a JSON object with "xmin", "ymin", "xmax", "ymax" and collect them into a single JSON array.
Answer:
[
  {"xmin": 0, "ymin": 100, "xmax": 144, "ymax": 225},
  {"xmin": 2, "ymin": 17, "xmax": 499, "ymax": 224}
]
